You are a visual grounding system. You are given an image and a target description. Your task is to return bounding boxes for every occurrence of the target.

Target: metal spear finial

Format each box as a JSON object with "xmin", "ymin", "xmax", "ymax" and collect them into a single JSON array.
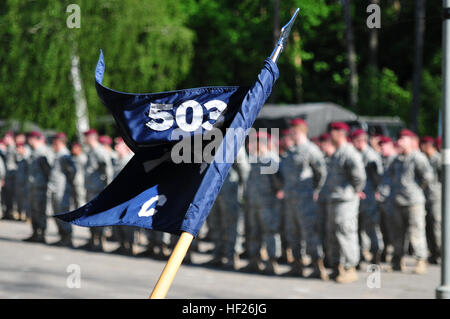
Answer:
[{"xmin": 270, "ymin": 8, "xmax": 300, "ymax": 63}]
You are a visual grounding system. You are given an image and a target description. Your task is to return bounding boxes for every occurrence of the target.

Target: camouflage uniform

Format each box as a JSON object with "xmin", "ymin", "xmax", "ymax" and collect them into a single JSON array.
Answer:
[
  {"xmin": 0, "ymin": 156, "xmax": 5, "ymax": 213},
  {"xmin": 48, "ymin": 147, "xmax": 77, "ymax": 240},
  {"xmin": 424, "ymin": 151, "xmax": 442, "ymax": 261},
  {"xmin": 112, "ymin": 153, "xmax": 135, "ymax": 251},
  {"xmin": 358, "ymin": 146, "xmax": 384, "ymax": 261},
  {"xmin": 317, "ymin": 155, "xmax": 333, "ymax": 262},
  {"xmin": 377, "ymin": 154, "xmax": 396, "ymax": 254},
  {"xmin": 84, "ymin": 144, "xmax": 113, "ymax": 249},
  {"xmin": 280, "ymin": 141, "xmax": 326, "ymax": 263},
  {"xmin": 3, "ymin": 145, "xmax": 17, "ymax": 219},
  {"xmin": 72, "ymin": 152, "xmax": 87, "ymax": 208},
  {"xmin": 326, "ymin": 142, "xmax": 366, "ymax": 269},
  {"xmin": 15, "ymin": 146, "xmax": 30, "ymax": 218},
  {"xmin": 245, "ymin": 152, "xmax": 282, "ymax": 262},
  {"xmin": 209, "ymin": 147, "xmax": 250, "ymax": 267},
  {"xmin": 28, "ymin": 145, "xmax": 53, "ymax": 237},
  {"xmin": 390, "ymin": 150, "xmax": 433, "ymax": 262}
]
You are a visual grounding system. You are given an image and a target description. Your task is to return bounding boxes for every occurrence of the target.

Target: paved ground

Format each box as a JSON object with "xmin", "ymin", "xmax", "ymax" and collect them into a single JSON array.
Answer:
[{"xmin": 0, "ymin": 219, "xmax": 441, "ymax": 299}]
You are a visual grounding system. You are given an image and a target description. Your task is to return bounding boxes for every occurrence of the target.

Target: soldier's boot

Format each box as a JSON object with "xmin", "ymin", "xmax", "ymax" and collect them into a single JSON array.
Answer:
[
  {"xmin": 241, "ymin": 256, "xmax": 261, "ymax": 273},
  {"xmin": 35, "ymin": 229, "xmax": 46, "ymax": 244},
  {"xmin": 371, "ymin": 252, "xmax": 382, "ymax": 265},
  {"xmin": 413, "ymin": 259, "xmax": 427, "ymax": 275},
  {"xmin": 263, "ymin": 258, "xmax": 279, "ymax": 276},
  {"xmin": 203, "ymin": 255, "xmax": 223, "ymax": 267},
  {"xmin": 78, "ymin": 237, "xmax": 94, "ymax": 250},
  {"xmin": 309, "ymin": 259, "xmax": 329, "ymax": 281},
  {"xmin": 332, "ymin": 264, "xmax": 347, "ymax": 282},
  {"xmin": 222, "ymin": 254, "xmax": 239, "ymax": 270},
  {"xmin": 53, "ymin": 234, "xmax": 73, "ymax": 248},
  {"xmin": 23, "ymin": 231, "xmax": 39, "ymax": 242},
  {"xmin": 335, "ymin": 266, "xmax": 358, "ymax": 284},
  {"xmin": 91, "ymin": 234, "xmax": 104, "ymax": 252},
  {"xmin": 336, "ymin": 266, "xmax": 358, "ymax": 284},
  {"xmin": 428, "ymin": 255, "xmax": 440, "ymax": 265},
  {"xmin": 282, "ymin": 259, "xmax": 304, "ymax": 277},
  {"xmin": 391, "ymin": 256, "xmax": 406, "ymax": 272}
]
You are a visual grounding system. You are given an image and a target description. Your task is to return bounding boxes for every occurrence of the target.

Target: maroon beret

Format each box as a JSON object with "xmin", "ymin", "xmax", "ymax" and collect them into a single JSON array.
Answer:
[
  {"xmin": 290, "ymin": 118, "xmax": 308, "ymax": 127},
  {"xmin": 351, "ymin": 128, "xmax": 367, "ymax": 139},
  {"xmin": 420, "ymin": 136, "xmax": 435, "ymax": 145},
  {"xmin": 436, "ymin": 136, "xmax": 442, "ymax": 149},
  {"xmin": 54, "ymin": 132, "xmax": 67, "ymax": 141},
  {"xmin": 329, "ymin": 122, "xmax": 350, "ymax": 133},
  {"xmin": 4, "ymin": 131, "xmax": 14, "ymax": 138},
  {"xmin": 28, "ymin": 131, "xmax": 43, "ymax": 139},
  {"xmin": 83, "ymin": 129, "xmax": 98, "ymax": 136},
  {"xmin": 378, "ymin": 136, "xmax": 393, "ymax": 145},
  {"xmin": 98, "ymin": 135, "xmax": 113, "ymax": 145},
  {"xmin": 319, "ymin": 133, "xmax": 331, "ymax": 142},
  {"xmin": 398, "ymin": 129, "xmax": 417, "ymax": 138}
]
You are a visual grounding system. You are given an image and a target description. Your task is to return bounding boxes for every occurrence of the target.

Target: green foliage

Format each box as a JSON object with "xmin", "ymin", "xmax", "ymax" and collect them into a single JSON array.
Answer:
[
  {"xmin": 0, "ymin": 0, "xmax": 443, "ymax": 138},
  {"xmin": 0, "ymin": 0, "xmax": 194, "ymax": 139}
]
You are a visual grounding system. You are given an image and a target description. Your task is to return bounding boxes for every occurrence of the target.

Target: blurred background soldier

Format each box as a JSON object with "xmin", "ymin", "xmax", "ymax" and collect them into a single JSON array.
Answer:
[
  {"xmin": 15, "ymin": 141, "xmax": 30, "ymax": 221},
  {"xmin": 0, "ymin": 150, "xmax": 5, "ymax": 215},
  {"xmin": 280, "ymin": 118, "xmax": 327, "ymax": 280},
  {"xmin": 242, "ymin": 131, "xmax": 282, "ymax": 275},
  {"xmin": 2, "ymin": 131, "xmax": 17, "ymax": 220},
  {"xmin": 326, "ymin": 122, "xmax": 366, "ymax": 283},
  {"xmin": 390, "ymin": 129, "xmax": 433, "ymax": 274},
  {"xmin": 376, "ymin": 136, "xmax": 397, "ymax": 262},
  {"xmin": 419, "ymin": 136, "xmax": 442, "ymax": 265},
  {"xmin": 205, "ymin": 146, "xmax": 249, "ymax": 270},
  {"xmin": 277, "ymin": 129, "xmax": 295, "ymax": 264},
  {"xmin": 24, "ymin": 131, "xmax": 52, "ymax": 243},
  {"xmin": 71, "ymin": 142, "xmax": 87, "ymax": 209},
  {"xmin": 317, "ymin": 133, "xmax": 335, "ymax": 267},
  {"xmin": 351, "ymin": 129, "xmax": 384, "ymax": 266},
  {"xmin": 81, "ymin": 129, "xmax": 113, "ymax": 252},
  {"xmin": 48, "ymin": 132, "xmax": 77, "ymax": 247},
  {"xmin": 99, "ymin": 135, "xmax": 118, "ymax": 169},
  {"xmin": 112, "ymin": 137, "xmax": 135, "ymax": 255}
]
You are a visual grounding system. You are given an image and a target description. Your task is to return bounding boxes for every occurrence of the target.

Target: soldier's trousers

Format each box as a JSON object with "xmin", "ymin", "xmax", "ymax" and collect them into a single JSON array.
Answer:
[
  {"xmin": 86, "ymin": 191, "xmax": 103, "ymax": 238},
  {"xmin": 29, "ymin": 188, "xmax": 47, "ymax": 232},
  {"xmin": 115, "ymin": 226, "xmax": 135, "ymax": 245},
  {"xmin": 378, "ymin": 199, "xmax": 394, "ymax": 250},
  {"xmin": 3, "ymin": 174, "xmax": 15, "ymax": 217},
  {"xmin": 317, "ymin": 201, "xmax": 328, "ymax": 258},
  {"xmin": 50, "ymin": 192, "xmax": 72, "ymax": 236},
  {"xmin": 285, "ymin": 196, "xmax": 323, "ymax": 261},
  {"xmin": 359, "ymin": 200, "xmax": 383, "ymax": 255},
  {"xmin": 247, "ymin": 204, "xmax": 280, "ymax": 259},
  {"xmin": 327, "ymin": 199, "xmax": 360, "ymax": 268},
  {"xmin": 425, "ymin": 199, "xmax": 441, "ymax": 259},
  {"xmin": 210, "ymin": 190, "xmax": 240, "ymax": 259},
  {"xmin": 392, "ymin": 203, "xmax": 428, "ymax": 260}
]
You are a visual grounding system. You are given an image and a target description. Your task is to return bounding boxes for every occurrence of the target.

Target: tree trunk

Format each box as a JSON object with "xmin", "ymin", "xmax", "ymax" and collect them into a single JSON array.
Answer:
[
  {"xmin": 343, "ymin": 0, "xmax": 358, "ymax": 109},
  {"xmin": 368, "ymin": 0, "xmax": 379, "ymax": 71},
  {"xmin": 410, "ymin": 0, "xmax": 426, "ymax": 133},
  {"xmin": 70, "ymin": 47, "xmax": 90, "ymax": 141}
]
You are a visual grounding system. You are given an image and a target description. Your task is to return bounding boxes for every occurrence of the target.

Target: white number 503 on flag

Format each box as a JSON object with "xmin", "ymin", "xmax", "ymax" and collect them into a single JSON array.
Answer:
[{"xmin": 146, "ymin": 100, "xmax": 227, "ymax": 132}]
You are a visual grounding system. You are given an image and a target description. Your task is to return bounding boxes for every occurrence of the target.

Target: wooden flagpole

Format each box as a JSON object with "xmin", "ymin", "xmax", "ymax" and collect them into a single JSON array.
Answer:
[{"xmin": 149, "ymin": 232, "xmax": 194, "ymax": 299}]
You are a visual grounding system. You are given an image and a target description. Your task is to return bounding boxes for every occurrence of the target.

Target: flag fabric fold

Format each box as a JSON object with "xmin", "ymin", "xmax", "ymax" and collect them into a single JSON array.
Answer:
[{"xmin": 56, "ymin": 51, "xmax": 279, "ymax": 236}]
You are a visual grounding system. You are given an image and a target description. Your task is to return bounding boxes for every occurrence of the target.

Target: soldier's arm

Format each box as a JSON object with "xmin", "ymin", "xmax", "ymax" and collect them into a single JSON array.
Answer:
[
  {"xmin": 38, "ymin": 156, "xmax": 52, "ymax": 179},
  {"xmin": 0, "ymin": 157, "xmax": 5, "ymax": 180},
  {"xmin": 310, "ymin": 148, "xmax": 327, "ymax": 194},
  {"xmin": 415, "ymin": 153, "xmax": 433, "ymax": 189},
  {"xmin": 368, "ymin": 155, "xmax": 383, "ymax": 189},
  {"xmin": 346, "ymin": 153, "xmax": 367, "ymax": 192},
  {"xmin": 61, "ymin": 155, "xmax": 77, "ymax": 183}
]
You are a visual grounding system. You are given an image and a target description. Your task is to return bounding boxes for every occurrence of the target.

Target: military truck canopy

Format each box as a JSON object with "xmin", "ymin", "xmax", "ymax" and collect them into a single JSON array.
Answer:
[{"xmin": 255, "ymin": 102, "xmax": 357, "ymax": 138}]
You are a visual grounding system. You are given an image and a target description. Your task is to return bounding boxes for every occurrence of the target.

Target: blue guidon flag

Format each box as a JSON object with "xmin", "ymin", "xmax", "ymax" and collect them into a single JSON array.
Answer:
[{"xmin": 55, "ymin": 50, "xmax": 279, "ymax": 236}]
